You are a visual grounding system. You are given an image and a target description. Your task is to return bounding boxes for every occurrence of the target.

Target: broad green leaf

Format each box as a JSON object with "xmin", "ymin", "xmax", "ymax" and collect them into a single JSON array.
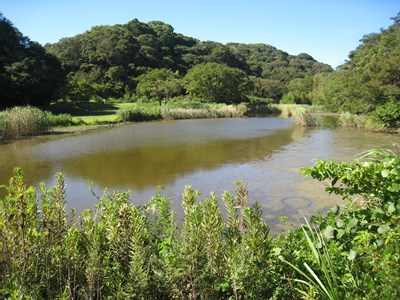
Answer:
[
  {"xmin": 348, "ymin": 250, "xmax": 357, "ymax": 261},
  {"xmin": 348, "ymin": 217, "xmax": 358, "ymax": 228},
  {"xmin": 381, "ymin": 169, "xmax": 390, "ymax": 178},
  {"xmin": 323, "ymin": 225, "xmax": 335, "ymax": 240},
  {"xmin": 331, "ymin": 204, "xmax": 339, "ymax": 215},
  {"xmin": 336, "ymin": 219, "xmax": 344, "ymax": 228},
  {"xmin": 388, "ymin": 183, "xmax": 400, "ymax": 192},
  {"xmin": 336, "ymin": 229, "xmax": 345, "ymax": 239},
  {"xmin": 388, "ymin": 202, "xmax": 396, "ymax": 214},
  {"xmin": 377, "ymin": 224, "xmax": 391, "ymax": 234}
]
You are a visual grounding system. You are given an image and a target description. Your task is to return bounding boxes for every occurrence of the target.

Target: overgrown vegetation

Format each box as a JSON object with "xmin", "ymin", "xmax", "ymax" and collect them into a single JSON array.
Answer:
[
  {"xmin": 2, "ymin": 12, "xmax": 400, "ymax": 130},
  {"xmin": 311, "ymin": 13, "xmax": 400, "ymax": 117},
  {"xmin": 0, "ymin": 106, "xmax": 51, "ymax": 140},
  {"xmin": 1, "ymin": 149, "xmax": 399, "ymax": 299}
]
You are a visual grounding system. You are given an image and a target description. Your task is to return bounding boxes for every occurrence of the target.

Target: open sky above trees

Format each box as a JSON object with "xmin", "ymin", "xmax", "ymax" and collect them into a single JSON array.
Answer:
[{"xmin": 2, "ymin": 0, "xmax": 399, "ymax": 69}]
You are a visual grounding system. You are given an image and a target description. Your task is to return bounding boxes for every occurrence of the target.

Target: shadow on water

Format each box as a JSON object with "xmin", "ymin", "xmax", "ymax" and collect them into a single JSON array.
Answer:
[
  {"xmin": 61, "ymin": 126, "xmax": 296, "ymax": 189},
  {"xmin": 1, "ymin": 117, "xmax": 400, "ymax": 232}
]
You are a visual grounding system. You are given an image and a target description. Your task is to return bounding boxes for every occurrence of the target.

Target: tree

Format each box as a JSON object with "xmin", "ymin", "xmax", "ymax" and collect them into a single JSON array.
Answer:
[
  {"xmin": 0, "ymin": 14, "xmax": 64, "ymax": 107},
  {"xmin": 183, "ymin": 62, "xmax": 247, "ymax": 103},
  {"xmin": 280, "ymin": 76, "xmax": 313, "ymax": 104},
  {"xmin": 136, "ymin": 68, "xmax": 182, "ymax": 105},
  {"xmin": 250, "ymin": 77, "xmax": 286, "ymax": 101},
  {"xmin": 313, "ymin": 13, "xmax": 400, "ymax": 113}
]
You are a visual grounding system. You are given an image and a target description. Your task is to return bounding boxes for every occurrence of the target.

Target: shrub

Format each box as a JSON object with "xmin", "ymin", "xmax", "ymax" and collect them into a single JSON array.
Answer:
[
  {"xmin": 46, "ymin": 112, "xmax": 74, "ymax": 127},
  {"xmin": 2, "ymin": 150, "xmax": 400, "ymax": 298},
  {"xmin": 369, "ymin": 101, "xmax": 400, "ymax": 128}
]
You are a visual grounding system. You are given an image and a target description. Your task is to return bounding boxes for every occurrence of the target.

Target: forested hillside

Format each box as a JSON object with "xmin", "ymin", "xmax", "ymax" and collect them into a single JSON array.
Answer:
[
  {"xmin": 44, "ymin": 18, "xmax": 331, "ymax": 102},
  {"xmin": 312, "ymin": 13, "xmax": 400, "ymax": 114},
  {"xmin": 1, "ymin": 12, "xmax": 399, "ymax": 121}
]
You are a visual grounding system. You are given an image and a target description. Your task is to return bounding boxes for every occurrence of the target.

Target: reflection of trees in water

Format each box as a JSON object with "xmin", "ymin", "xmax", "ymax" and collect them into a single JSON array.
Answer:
[{"xmin": 62, "ymin": 127, "xmax": 295, "ymax": 189}]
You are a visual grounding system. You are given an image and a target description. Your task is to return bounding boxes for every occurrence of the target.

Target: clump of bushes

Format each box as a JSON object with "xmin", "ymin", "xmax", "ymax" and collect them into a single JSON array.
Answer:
[
  {"xmin": 369, "ymin": 100, "xmax": 400, "ymax": 129},
  {"xmin": 46, "ymin": 112, "xmax": 74, "ymax": 127},
  {"xmin": 0, "ymin": 106, "xmax": 79, "ymax": 141},
  {"xmin": 117, "ymin": 101, "xmax": 248, "ymax": 122},
  {"xmin": 1, "ymin": 149, "xmax": 399, "ymax": 299},
  {"xmin": 161, "ymin": 103, "xmax": 247, "ymax": 119}
]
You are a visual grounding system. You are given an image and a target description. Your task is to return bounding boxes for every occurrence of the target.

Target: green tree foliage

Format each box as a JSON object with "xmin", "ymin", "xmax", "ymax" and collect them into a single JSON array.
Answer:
[
  {"xmin": 183, "ymin": 62, "xmax": 247, "ymax": 103},
  {"xmin": 281, "ymin": 76, "xmax": 313, "ymax": 104},
  {"xmin": 313, "ymin": 13, "xmax": 400, "ymax": 113},
  {"xmin": 135, "ymin": 68, "xmax": 182, "ymax": 105},
  {"xmin": 46, "ymin": 19, "xmax": 198, "ymax": 101},
  {"xmin": 44, "ymin": 18, "xmax": 331, "ymax": 102},
  {"xmin": 0, "ymin": 14, "xmax": 64, "ymax": 107},
  {"xmin": 249, "ymin": 77, "xmax": 286, "ymax": 101}
]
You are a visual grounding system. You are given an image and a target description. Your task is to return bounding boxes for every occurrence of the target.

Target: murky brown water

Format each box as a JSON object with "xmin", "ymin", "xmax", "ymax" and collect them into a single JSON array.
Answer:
[{"xmin": 1, "ymin": 117, "xmax": 399, "ymax": 231}]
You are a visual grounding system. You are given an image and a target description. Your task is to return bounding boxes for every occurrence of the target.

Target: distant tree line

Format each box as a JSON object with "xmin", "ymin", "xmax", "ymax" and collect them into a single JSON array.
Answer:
[{"xmin": 1, "ymin": 12, "xmax": 399, "ymax": 120}]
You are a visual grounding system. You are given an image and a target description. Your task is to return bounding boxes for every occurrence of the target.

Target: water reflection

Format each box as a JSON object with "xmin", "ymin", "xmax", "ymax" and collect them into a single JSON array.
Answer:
[
  {"xmin": 61, "ymin": 126, "xmax": 295, "ymax": 189},
  {"xmin": 1, "ymin": 117, "xmax": 400, "ymax": 232}
]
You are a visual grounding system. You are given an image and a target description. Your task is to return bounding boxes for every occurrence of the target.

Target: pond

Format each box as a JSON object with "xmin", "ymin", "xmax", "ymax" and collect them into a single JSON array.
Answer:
[{"xmin": 1, "ymin": 117, "xmax": 399, "ymax": 231}]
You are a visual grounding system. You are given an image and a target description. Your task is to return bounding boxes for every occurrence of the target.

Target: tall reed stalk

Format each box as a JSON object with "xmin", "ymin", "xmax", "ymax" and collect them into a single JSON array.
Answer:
[{"xmin": 1, "ymin": 106, "xmax": 51, "ymax": 139}]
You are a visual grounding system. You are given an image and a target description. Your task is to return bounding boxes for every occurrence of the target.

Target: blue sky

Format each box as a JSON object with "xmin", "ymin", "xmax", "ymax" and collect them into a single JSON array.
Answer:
[{"xmin": 2, "ymin": 0, "xmax": 399, "ymax": 68}]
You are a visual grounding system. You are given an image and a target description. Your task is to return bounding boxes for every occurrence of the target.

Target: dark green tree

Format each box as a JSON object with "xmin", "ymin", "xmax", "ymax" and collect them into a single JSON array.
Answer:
[
  {"xmin": 0, "ymin": 14, "xmax": 64, "ymax": 107},
  {"xmin": 135, "ymin": 68, "xmax": 182, "ymax": 105},
  {"xmin": 250, "ymin": 77, "xmax": 286, "ymax": 101}
]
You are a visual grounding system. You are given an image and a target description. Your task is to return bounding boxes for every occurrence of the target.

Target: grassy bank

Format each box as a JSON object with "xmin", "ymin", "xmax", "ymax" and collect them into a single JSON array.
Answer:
[{"xmin": 1, "ymin": 150, "xmax": 399, "ymax": 299}]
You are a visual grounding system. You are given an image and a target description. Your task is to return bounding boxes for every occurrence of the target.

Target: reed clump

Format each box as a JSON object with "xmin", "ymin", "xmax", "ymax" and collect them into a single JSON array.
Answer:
[
  {"xmin": 0, "ymin": 106, "xmax": 51, "ymax": 140},
  {"xmin": 338, "ymin": 112, "xmax": 367, "ymax": 128},
  {"xmin": 117, "ymin": 104, "xmax": 162, "ymax": 122},
  {"xmin": 292, "ymin": 107, "xmax": 318, "ymax": 127},
  {"xmin": 161, "ymin": 103, "xmax": 247, "ymax": 119}
]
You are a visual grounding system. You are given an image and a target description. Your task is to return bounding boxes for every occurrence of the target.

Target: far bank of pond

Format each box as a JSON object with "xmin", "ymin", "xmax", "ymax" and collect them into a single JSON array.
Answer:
[{"xmin": 1, "ymin": 117, "xmax": 399, "ymax": 232}]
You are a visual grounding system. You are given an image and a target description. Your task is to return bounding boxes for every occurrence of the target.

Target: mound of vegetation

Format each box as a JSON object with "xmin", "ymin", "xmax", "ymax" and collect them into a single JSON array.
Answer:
[{"xmin": 1, "ymin": 149, "xmax": 399, "ymax": 299}]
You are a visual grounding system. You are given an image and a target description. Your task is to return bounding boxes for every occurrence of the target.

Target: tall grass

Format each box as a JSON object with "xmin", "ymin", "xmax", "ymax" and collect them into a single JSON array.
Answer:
[
  {"xmin": 1, "ymin": 106, "xmax": 51, "ymax": 139},
  {"xmin": 338, "ymin": 112, "xmax": 367, "ymax": 128},
  {"xmin": 117, "ymin": 102, "xmax": 247, "ymax": 122},
  {"xmin": 272, "ymin": 104, "xmax": 324, "ymax": 118},
  {"xmin": 117, "ymin": 103, "xmax": 162, "ymax": 122},
  {"xmin": 293, "ymin": 107, "xmax": 318, "ymax": 127},
  {"xmin": 161, "ymin": 103, "xmax": 247, "ymax": 119},
  {"xmin": 282, "ymin": 220, "xmax": 342, "ymax": 300}
]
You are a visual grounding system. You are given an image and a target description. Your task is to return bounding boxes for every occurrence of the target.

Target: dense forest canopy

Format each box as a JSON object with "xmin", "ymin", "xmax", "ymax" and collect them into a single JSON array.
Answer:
[
  {"xmin": 43, "ymin": 17, "xmax": 331, "ymax": 103},
  {"xmin": 0, "ymin": 12, "xmax": 399, "ymax": 118},
  {"xmin": 0, "ymin": 14, "xmax": 64, "ymax": 107}
]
